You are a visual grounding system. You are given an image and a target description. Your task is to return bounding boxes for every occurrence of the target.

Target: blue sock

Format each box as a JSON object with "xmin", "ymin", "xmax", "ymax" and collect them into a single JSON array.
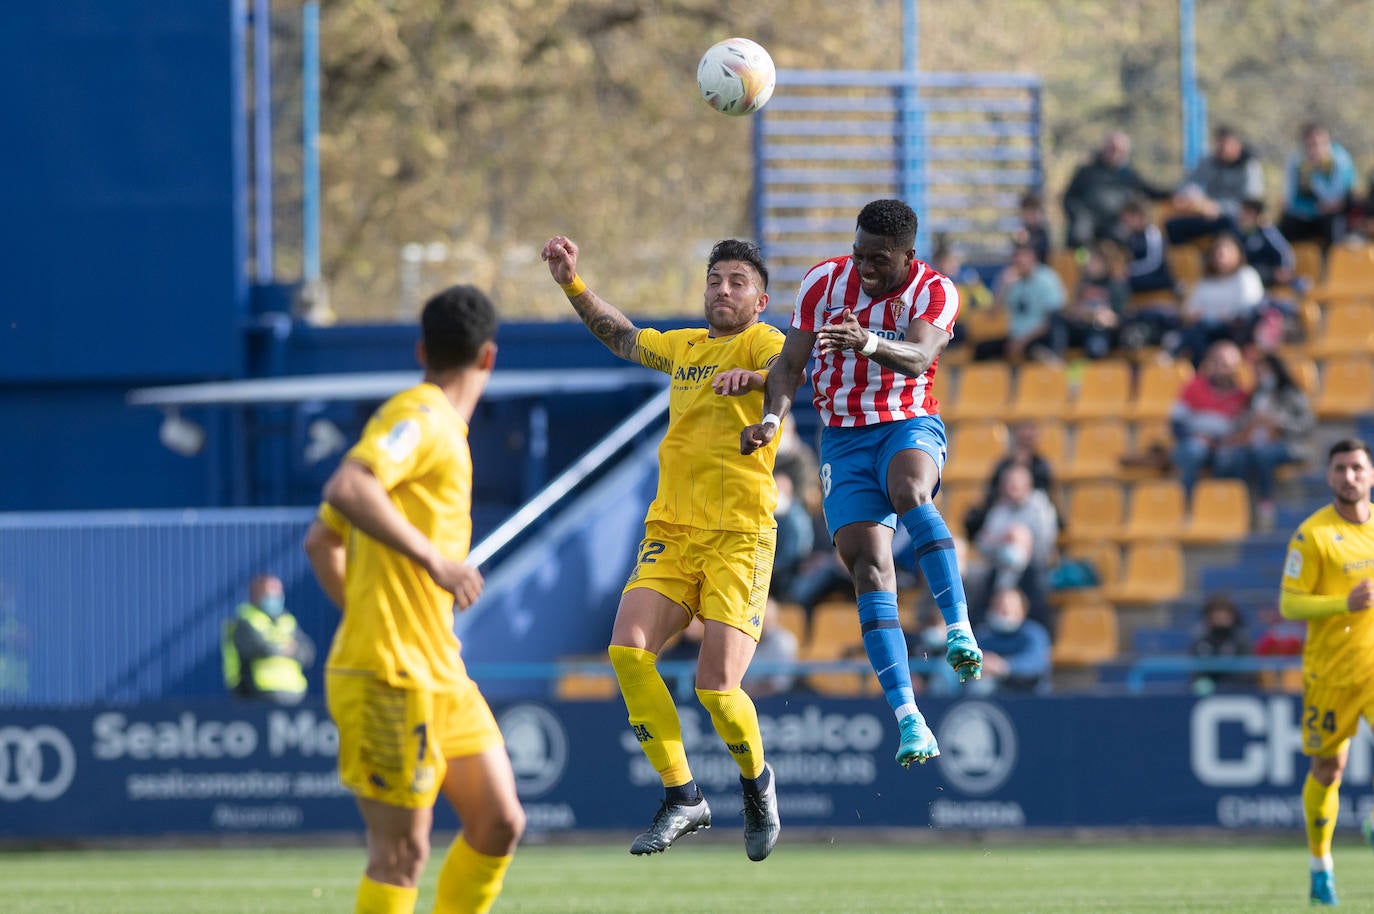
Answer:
[
  {"xmin": 901, "ymin": 503, "xmax": 969, "ymax": 627},
  {"xmin": 856, "ymin": 590, "xmax": 916, "ymax": 720}
]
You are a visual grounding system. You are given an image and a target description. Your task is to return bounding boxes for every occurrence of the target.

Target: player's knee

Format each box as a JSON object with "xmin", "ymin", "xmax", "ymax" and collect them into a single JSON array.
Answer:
[
  {"xmin": 368, "ymin": 830, "xmax": 430, "ymax": 884},
  {"xmin": 608, "ymin": 644, "xmax": 656, "ymax": 686},
  {"xmin": 1311, "ymin": 757, "xmax": 1343, "ymax": 787}
]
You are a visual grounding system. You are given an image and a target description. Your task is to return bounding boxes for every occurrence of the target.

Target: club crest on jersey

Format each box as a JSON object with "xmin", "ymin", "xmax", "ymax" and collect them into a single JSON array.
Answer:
[{"xmin": 890, "ymin": 298, "xmax": 908, "ymax": 322}]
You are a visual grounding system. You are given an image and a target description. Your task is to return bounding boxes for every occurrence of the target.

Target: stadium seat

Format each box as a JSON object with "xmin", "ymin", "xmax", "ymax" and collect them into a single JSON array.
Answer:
[
  {"xmin": 1131, "ymin": 359, "xmax": 1193, "ymax": 420},
  {"xmin": 1105, "ymin": 541, "xmax": 1185, "ymax": 605},
  {"xmin": 803, "ymin": 601, "xmax": 874, "ymax": 697},
  {"xmin": 1061, "ymin": 480, "xmax": 1125, "ymax": 544},
  {"xmin": 1310, "ymin": 302, "xmax": 1374, "ymax": 358},
  {"xmin": 1312, "ymin": 242, "xmax": 1374, "ymax": 303},
  {"xmin": 1291, "ymin": 241, "xmax": 1324, "ymax": 286},
  {"xmin": 1050, "ymin": 248, "xmax": 1079, "ymax": 292},
  {"xmin": 1008, "ymin": 362, "xmax": 1070, "ymax": 421},
  {"xmin": 1286, "ymin": 355, "xmax": 1319, "ymax": 397},
  {"xmin": 1259, "ymin": 666, "xmax": 1305, "ymax": 694},
  {"xmin": 937, "ymin": 482, "xmax": 985, "ymax": 540},
  {"xmin": 1166, "ymin": 245, "xmax": 1203, "ymax": 291},
  {"xmin": 1051, "ymin": 600, "xmax": 1119, "ymax": 667},
  {"xmin": 960, "ymin": 306, "xmax": 1009, "ymax": 344},
  {"xmin": 1180, "ymin": 478, "xmax": 1251, "ymax": 544},
  {"xmin": 1314, "ymin": 356, "xmax": 1374, "ymax": 420},
  {"xmin": 949, "ymin": 362, "xmax": 1012, "ymax": 421},
  {"xmin": 769, "ymin": 601, "xmax": 810, "ymax": 644},
  {"xmin": 942, "ymin": 420, "xmax": 1009, "ymax": 485},
  {"xmin": 1033, "ymin": 420, "xmax": 1069, "ymax": 469},
  {"xmin": 1068, "ymin": 359, "xmax": 1132, "ymax": 421},
  {"xmin": 1062, "ymin": 419, "xmax": 1131, "ymax": 482},
  {"xmin": 1120, "ymin": 479, "xmax": 1186, "ymax": 542},
  {"xmin": 555, "ymin": 659, "xmax": 618, "ymax": 701}
]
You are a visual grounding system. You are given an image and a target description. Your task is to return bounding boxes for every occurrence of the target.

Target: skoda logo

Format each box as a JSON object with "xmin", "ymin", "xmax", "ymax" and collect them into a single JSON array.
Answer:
[
  {"xmin": 498, "ymin": 704, "xmax": 567, "ymax": 799},
  {"xmin": 0, "ymin": 725, "xmax": 77, "ymax": 802},
  {"xmin": 936, "ymin": 701, "xmax": 1017, "ymax": 796}
]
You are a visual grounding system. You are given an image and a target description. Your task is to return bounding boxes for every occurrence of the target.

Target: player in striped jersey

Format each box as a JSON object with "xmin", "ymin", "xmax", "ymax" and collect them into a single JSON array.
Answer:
[
  {"xmin": 1278, "ymin": 439, "xmax": 1374, "ymax": 906},
  {"xmin": 742, "ymin": 199, "xmax": 981, "ymax": 768}
]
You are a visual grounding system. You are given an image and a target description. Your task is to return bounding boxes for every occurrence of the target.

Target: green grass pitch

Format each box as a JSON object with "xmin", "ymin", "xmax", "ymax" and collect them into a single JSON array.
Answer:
[{"xmin": 2, "ymin": 838, "xmax": 1365, "ymax": 913}]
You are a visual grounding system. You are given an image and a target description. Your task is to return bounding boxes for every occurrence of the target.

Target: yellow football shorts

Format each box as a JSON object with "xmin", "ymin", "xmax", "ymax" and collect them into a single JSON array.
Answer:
[
  {"xmin": 622, "ymin": 520, "xmax": 775, "ymax": 641},
  {"xmin": 326, "ymin": 670, "xmax": 504, "ymax": 809},
  {"xmin": 1300, "ymin": 672, "xmax": 1374, "ymax": 757}
]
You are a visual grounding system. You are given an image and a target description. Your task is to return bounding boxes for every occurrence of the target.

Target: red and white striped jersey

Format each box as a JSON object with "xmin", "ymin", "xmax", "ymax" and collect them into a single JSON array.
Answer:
[{"xmin": 791, "ymin": 255, "xmax": 959, "ymax": 427}]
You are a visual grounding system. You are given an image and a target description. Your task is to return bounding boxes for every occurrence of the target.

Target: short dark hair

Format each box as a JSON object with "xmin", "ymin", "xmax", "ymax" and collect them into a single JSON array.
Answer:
[
  {"xmin": 708, "ymin": 239, "xmax": 769, "ymax": 290},
  {"xmin": 420, "ymin": 285, "xmax": 497, "ymax": 372},
  {"xmin": 856, "ymin": 199, "xmax": 918, "ymax": 247},
  {"xmin": 1328, "ymin": 438, "xmax": 1372, "ymax": 463},
  {"xmin": 1241, "ymin": 197, "xmax": 1265, "ymax": 214}
]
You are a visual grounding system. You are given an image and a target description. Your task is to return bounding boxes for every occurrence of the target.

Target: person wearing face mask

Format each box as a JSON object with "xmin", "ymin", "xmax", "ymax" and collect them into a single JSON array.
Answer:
[
  {"xmin": 222, "ymin": 573, "xmax": 314, "ymax": 706},
  {"xmin": 969, "ymin": 588, "xmax": 1051, "ymax": 695},
  {"xmin": 1188, "ymin": 593, "xmax": 1254, "ymax": 695}
]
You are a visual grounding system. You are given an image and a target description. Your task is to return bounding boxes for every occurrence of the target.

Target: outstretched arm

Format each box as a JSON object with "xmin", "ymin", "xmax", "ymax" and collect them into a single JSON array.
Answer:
[
  {"xmin": 741, "ymin": 328, "xmax": 814, "ymax": 454},
  {"xmin": 818, "ymin": 308, "xmax": 950, "ymax": 379},
  {"xmin": 541, "ymin": 235, "xmax": 639, "ymax": 362}
]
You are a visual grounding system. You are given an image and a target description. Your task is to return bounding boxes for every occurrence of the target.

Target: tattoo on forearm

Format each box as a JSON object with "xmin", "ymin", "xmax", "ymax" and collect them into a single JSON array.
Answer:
[{"xmin": 571, "ymin": 292, "xmax": 637, "ymax": 360}]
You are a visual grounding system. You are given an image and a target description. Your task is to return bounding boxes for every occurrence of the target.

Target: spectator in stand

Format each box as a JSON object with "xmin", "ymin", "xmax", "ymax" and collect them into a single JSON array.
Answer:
[
  {"xmin": 1170, "ymin": 340, "xmax": 1251, "ymax": 499},
  {"xmin": 930, "ymin": 240, "xmax": 993, "ymax": 352},
  {"xmin": 969, "ymin": 587, "xmax": 1052, "ymax": 695},
  {"xmin": 1165, "ymin": 125, "xmax": 1265, "ymax": 244},
  {"xmin": 972, "ymin": 242, "xmax": 1065, "ymax": 362},
  {"xmin": 1058, "ymin": 240, "xmax": 1128, "ymax": 359},
  {"xmin": 1119, "ymin": 199, "xmax": 1176, "ymax": 296},
  {"xmin": 742, "ymin": 612, "xmax": 799, "ymax": 698},
  {"xmin": 1062, "ymin": 130, "xmax": 1170, "ymax": 249},
  {"xmin": 770, "ymin": 470, "xmax": 816, "ymax": 601},
  {"xmin": 1189, "ymin": 593, "xmax": 1255, "ymax": 693},
  {"xmin": 1253, "ymin": 603, "xmax": 1305, "ymax": 658},
  {"xmin": 1279, "ymin": 122, "xmax": 1356, "ymax": 249},
  {"xmin": 1177, "ymin": 233, "xmax": 1266, "ymax": 366},
  {"xmin": 1240, "ymin": 352, "xmax": 1316, "ymax": 530},
  {"xmin": 1237, "ymin": 198, "xmax": 1299, "ymax": 291},
  {"xmin": 965, "ymin": 419, "xmax": 1060, "ymax": 544},
  {"xmin": 1013, "ymin": 191, "xmax": 1052, "ymax": 264},
  {"xmin": 971, "ymin": 463, "xmax": 1058, "ymax": 626}
]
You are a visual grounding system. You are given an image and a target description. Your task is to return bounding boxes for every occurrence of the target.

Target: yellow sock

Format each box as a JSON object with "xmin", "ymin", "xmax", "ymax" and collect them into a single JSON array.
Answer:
[
  {"xmin": 355, "ymin": 875, "xmax": 418, "ymax": 914},
  {"xmin": 433, "ymin": 834, "xmax": 513, "ymax": 914},
  {"xmin": 1303, "ymin": 773, "xmax": 1341, "ymax": 860},
  {"xmin": 608, "ymin": 645, "xmax": 692, "ymax": 787},
  {"xmin": 696, "ymin": 686, "xmax": 765, "ymax": 780}
]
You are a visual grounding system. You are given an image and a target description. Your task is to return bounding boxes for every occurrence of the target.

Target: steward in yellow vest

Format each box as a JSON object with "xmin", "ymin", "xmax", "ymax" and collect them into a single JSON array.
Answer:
[{"xmin": 222, "ymin": 575, "xmax": 314, "ymax": 705}]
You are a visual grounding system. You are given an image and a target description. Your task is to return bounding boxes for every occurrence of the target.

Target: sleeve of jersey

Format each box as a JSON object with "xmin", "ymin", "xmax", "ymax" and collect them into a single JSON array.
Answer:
[
  {"xmin": 635, "ymin": 327, "xmax": 675, "ymax": 376},
  {"xmin": 345, "ymin": 404, "xmax": 439, "ymax": 492},
  {"xmin": 1278, "ymin": 528, "xmax": 1345, "ymax": 619},
  {"xmin": 752, "ymin": 325, "xmax": 785, "ymax": 370},
  {"xmin": 791, "ymin": 263, "xmax": 833, "ymax": 332},
  {"xmin": 915, "ymin": 273, "xmax": 960, "ymax": 333},
  {"xmin": 316, "ymin": 501, "xmax": 349, "ymax": 537}
]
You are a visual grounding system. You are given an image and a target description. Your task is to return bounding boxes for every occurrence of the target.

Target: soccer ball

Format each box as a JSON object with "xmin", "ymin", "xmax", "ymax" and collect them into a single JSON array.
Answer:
[{"xmin": 696, "ymin": 38, "xmax": 776, "ymax": 117}]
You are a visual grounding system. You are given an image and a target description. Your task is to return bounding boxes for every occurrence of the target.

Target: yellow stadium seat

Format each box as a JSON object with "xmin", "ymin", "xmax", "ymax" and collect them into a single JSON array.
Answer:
[
  {"xmin": 960, "ymin": 307, "xmax": 1010, "ymax": 344},
  {"xmin": 1291, "ymin": 241, "xmax": 1323, "ymax": 286},
  {"xmin": 1286, "ymin": 356, "xmax": 1319, "ymax": 397},
  {"xmin": 1051, "ymin": 601, "xmax": 1119, "ymax": 667},
  {"xmin": 1050, "ymin": 248, "xmax": 1079, "ymax": 292},
  {"xmin": 1166, "ymin": 245, "xmax": 1203, "ymax": 291},
  {"xmin": 1312, "ymin": 243, "xmax": 1374, "ymax": 303},
  {"xmin": 803, "ymin": 602, "xmax": 875, "ymax": 697},
  {"xmin": 1008, "ymin": 362, "xmax": 1071, "ymax": 421},
  {"xmin": 1052, "ymin": 541, "xmax": 1120, "ymax": 606},
  {"xmin": 1062, "ymin": 480, "xmax": 1125, "ymax": 544},
  {"xmin": 949, "ymin": 362, "xmax": 1012, "ymax": 421},
  {"xmin": 1180, "ymin": 478, "xmax": 1251, "ymax": 545},
  {"xmin": 555, "ymin": 658, "xmax": 618, "ymax": 701},
  {"xmin": 1314, "ymin": 357, "xmax": 1374, "ymax": 420},
  {"xmin": 1133, "ymin": 418, "xmax": 1172, "ymax": 452},
  {"xmin": 942, "ymin": 420, "xmax": 1009, "ymax": 485},
  {"xmin": 1062, "ymin": 420, "xmax": 1131, "ymax": 482},
  {"xmin": 1032, "ymin": 420, "xmax": 1069, "ymax": 469},
  {"xmin": 1069, "ymin": 359, "xmax": 1133, "ymax": 421},
  {"xmin": 1310, "ymin": 303, "xmax": 1374, "ymax": 358},
  {"xmin": 937, "ymin": 482, "xmax": 986, "ymax": 541},
  {"xmin": 768, "ymin": 602, "xmax": 810, "ymax": 645},
  {"xmin": 1131, "ymin": 359, "xmax": 1193, "ymax": 420},
  {"xmin": 1120, "ymin": 479, "xmax": 1187, "ymax": 542},
  {"xmin": 1106, "ymin": 541, "xmax": 1185, "ymax": 605}
]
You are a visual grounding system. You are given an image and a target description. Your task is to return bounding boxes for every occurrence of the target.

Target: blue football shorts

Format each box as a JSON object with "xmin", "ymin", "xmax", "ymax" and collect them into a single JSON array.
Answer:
[{"xmin": 818, "ymin": 415, "xmax": 948, "ymax": 541}]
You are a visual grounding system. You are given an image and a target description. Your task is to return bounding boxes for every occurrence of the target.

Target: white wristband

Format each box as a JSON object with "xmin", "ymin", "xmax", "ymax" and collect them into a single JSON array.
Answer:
[
  {"xmin": 761, "ymin": 413, "xmax": 781, "ymax": 429},
  {"xmin": 859, "ymin": 332, "xmax": 879, "ymax": 356}
]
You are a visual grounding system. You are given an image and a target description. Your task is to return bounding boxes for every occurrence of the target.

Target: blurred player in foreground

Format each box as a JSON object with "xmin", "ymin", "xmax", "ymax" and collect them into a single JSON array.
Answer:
[
  {"xmin": 741, "ymin": 199, "xmax": 981, "ymax": 768},
  {"xmin": 1279, "ymin": 438, "xmax": 1374, "ymax": 907},
  {"xmin": 306, "ymin": 286, "xmax": 523, "ymax": 914},
  {"xmin": 542, "ymin": 234, "xmax": 783, "ymax": 861}
]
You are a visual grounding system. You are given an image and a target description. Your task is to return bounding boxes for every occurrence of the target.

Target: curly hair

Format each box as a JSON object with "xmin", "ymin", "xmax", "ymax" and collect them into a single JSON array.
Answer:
[
  {"xmin": 856, "ymin": 199, "xmax": 918, "ymax": 247},
  {"xmin": 708, "ymin": 238, "xmax": 769, "ymax": 290}
]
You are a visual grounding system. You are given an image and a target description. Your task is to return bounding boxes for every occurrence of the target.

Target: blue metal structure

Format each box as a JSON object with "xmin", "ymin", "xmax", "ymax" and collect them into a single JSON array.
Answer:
[
  {"xmin": 1179, "ymin": 0, "xmax": 1206, "ymax": 170},
  {"xmin": 752, "ymin": 70, "xmax": 1043, "ymax": 285},
  {"xmin": 302, "ymin": 1, "xmax": 321, "ymax": 285}
]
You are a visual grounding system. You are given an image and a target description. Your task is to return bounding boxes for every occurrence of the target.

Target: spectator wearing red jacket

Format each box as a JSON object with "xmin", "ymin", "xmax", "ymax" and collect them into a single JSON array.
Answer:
[{"xmin": 1169, "ymin": 340, "xmax": 1250, "ymax": 499}]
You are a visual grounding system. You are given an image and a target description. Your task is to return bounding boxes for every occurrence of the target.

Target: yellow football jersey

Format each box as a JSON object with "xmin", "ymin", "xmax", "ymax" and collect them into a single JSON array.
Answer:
[
  {"xmin": 325, "ymin": 383, "xmax": 473, "ymax": 691},
  {"xmin": 1281, "ymin": 504, "xmax": 1374, "ymax": 688},
  {"xmin": 316, "ymin": 500, "xmax": 349, "ymax": 537},
  {"xmin": 636, "ymin": 321, "xmax": 784, "ymax": 532}
]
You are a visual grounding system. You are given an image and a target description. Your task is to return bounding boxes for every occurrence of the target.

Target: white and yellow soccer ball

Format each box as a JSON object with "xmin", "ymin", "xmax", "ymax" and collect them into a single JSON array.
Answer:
[{"xmin": 696, "ymin": 37, "xmax": 776, "ymax": 117}]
